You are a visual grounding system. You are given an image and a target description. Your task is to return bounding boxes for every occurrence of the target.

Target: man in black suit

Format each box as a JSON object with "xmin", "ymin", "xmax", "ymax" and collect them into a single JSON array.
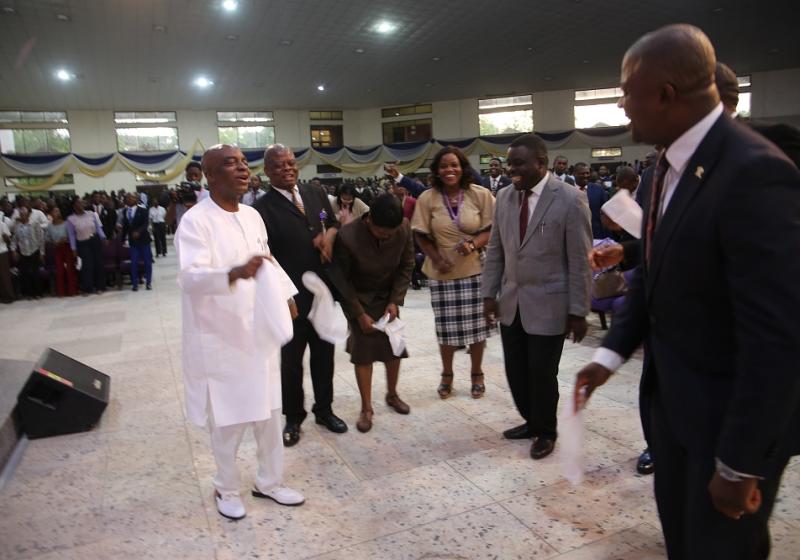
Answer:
[
  {"xmin": 254, "ymin": 144, "xmax": 348, "ymax": 446},
  {"xmin": 574, "ymin": 24, "xmax": 800, "ymax": 559},
  {"xmin": 480, "ymin": 157, "xmax": 511, "ymax": 195},
  {"xmin": 121, "ymin": 193, "xmax": 152, "ymax": 291}
]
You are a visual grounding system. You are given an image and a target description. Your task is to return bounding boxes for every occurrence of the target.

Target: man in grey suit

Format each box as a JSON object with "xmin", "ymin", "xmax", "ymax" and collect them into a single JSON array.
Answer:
[{"xmin": 482, "ymin": 133, "xmax": 592, "ymax": 460}]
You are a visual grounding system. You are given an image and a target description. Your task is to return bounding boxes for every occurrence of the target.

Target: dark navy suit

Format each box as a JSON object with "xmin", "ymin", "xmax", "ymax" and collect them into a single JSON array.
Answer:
[
  {"xmin": 121, "ymin": 205, "xmax": 152, "ymax": 287},
  {"xmin": 602, "ymin": 113, "xmax": 800, "ymax": 559}
]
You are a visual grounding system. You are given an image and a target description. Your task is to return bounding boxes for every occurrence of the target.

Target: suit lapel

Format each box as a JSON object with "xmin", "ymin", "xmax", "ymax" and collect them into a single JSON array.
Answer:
[
  {"xmin": 520, "ymin": 178, "xmax": 558, "ymax": 249},
  {"xmin": 269, "ymin": 187, "xmax": 306, "ymax": 221},
  {"xmin": 647, "ymin": 114, "xmax": 728, "ymax": 290}
]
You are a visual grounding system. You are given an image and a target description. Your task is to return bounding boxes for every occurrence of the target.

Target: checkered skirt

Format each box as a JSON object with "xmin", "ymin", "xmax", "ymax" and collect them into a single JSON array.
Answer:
[{"xmin": 429, "ymin": 274, "xmax": 493, "ymax": 346}]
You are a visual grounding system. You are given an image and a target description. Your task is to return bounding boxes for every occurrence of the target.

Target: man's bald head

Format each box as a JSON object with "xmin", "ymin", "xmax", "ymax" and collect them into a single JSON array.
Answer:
[
  {"xmin": 201, "ymin": 144, "xmax": 236, "ymax": 176},
  {"xmin": 624, "ymin": 24, "xmax": 717, "ymax": 99},
  {"xmin": 620, "ymin": 24, "xmax": 720, "ymax": 145}
]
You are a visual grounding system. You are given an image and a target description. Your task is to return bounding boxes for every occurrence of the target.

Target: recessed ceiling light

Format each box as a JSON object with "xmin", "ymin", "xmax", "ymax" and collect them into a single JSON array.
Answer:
[
  {"xmin": 2, "ymin": 6, "xmax": 16, "ymax": 14},
  {"xmin": 222, "ymin": 0, "xmax": 238, "ymax": 12},
  {"xmin": 194, "ymin": 76, "xmax": 214, "ymax": 88},
  {"xmin": 544, "ymin": 76, "xmax": 553, "ymax": 81},
  {"xmin": 582, "ymin": 59, "xmax": 590, "ymax": 64},
  {"xmin": 712, "ymin": 7, "xmax": 724, "ymax": 13},
  {"xmin": 153, "ymin": 24, "xmax": 167, "ymax": 33},
  {"xmin": 527, "ymin": 47, "xmax": 534, "ymax": 52},
  {"xmin": 431, "ymin": 56, "xmax": 441, "ymax": 62},
  {"xmin": 374, "ymin": 20, "xmax": 396, "ymax": 34},
  {"xmin": 55, "ymin": 13, "xmax": 70, "ymax": 22},
  {"xmin": 354, "ymin": 48, "xmax": 365, "ymax": 54},
  {"xmin": 317, "ymin": 84, "xmax": 325, "ymax": 91},
  {"xmin": 225, "ymin": 34, "xmax": 238, "ymax": 41},
  {"xmin": 56, "ymin": 68, "xmax": 73, "ymax": 81},
  {"xmin": 425, "ymin": 83, "xmax": 433, "ymax": 87},
  {"xmin": 278, "ymin": 39, "xmax": 293, "ymax": 46}
]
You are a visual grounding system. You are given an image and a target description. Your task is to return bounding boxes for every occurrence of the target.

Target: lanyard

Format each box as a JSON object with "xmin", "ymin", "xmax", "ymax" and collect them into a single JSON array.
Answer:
[{"xmin": 442, "ymin": 190, "xmax": 464, "ymax": 231}]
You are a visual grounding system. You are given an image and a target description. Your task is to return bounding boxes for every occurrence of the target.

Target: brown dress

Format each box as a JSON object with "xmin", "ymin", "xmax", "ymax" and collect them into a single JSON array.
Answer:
[{"xmin": 331, "ymin": 215, "xmax": 415, "ymax": 364}]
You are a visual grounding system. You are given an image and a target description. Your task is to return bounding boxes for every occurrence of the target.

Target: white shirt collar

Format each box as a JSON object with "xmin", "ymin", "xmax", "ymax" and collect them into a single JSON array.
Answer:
[
  {"xmin": 664, "ymin": 103, "xmax": 723, "ymax": 176},
  {"xmin": 529, "ymin": 171, "xmax": 549, "ymax": 196},
  {"xmin": 276, "ymin": 185, "xmax": 299, "ymax": 201}
]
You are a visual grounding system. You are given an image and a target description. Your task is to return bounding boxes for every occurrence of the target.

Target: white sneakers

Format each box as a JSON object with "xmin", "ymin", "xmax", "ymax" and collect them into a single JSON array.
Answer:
[
  {"xmin": 251, "ymin": 485, "xmax": 306, "ymax": 506},
  {"xmin": 214, "ymin": 491, "xmax": 246, "ymax": 520},
  {"xmin": 215, "ymin": 486, "xmax": 305, "ymax": 520}
]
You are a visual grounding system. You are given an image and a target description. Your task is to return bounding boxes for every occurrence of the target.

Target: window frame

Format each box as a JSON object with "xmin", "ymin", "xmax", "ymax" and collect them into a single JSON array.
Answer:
[{"xmin": 478, "ymin": 94, "xmax": 533, "ymax": 136}]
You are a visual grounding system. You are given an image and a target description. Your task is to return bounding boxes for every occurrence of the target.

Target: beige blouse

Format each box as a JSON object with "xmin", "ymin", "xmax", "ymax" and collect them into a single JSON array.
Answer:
[{"xmin": 411, "ymin": 184, "xmax": 494, "ymax": 281}]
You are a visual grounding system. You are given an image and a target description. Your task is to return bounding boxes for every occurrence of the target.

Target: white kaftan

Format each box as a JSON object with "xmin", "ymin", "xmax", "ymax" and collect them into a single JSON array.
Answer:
[{"xmin": 175, "ymin": 196, "xmax": 296, "ymax": 428}]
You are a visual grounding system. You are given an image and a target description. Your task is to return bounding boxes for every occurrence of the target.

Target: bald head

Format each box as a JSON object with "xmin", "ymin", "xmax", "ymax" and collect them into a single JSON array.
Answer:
[
  {"xmin": 620, "ymin": 24, "xmax": 721, "ymax": 145},
  {"xmin": 201, "ymin": 143, "xmax": 237, "ymax": 176},
  {"xmin": 624, "ymin": 24, "xmax": 717, "ymax": 98}
]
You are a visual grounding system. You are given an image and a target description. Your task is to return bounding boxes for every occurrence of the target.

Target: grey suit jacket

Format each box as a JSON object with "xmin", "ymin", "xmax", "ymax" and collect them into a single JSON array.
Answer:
[{"xmin": 481, "ymin": 174, "xmax": 592, "ymax": 335}]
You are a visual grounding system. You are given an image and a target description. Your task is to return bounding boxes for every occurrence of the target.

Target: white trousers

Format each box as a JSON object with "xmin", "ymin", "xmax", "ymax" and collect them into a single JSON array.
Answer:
[{"xmin": 207, "ymin": 408, "xmax": 284, "ymax": 496}]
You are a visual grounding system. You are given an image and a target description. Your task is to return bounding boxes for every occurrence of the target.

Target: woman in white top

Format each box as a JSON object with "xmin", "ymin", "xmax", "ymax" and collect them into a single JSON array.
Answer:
[{"xmin": 330, "ymin": 183, "xmax": 369, "ymax": 226}]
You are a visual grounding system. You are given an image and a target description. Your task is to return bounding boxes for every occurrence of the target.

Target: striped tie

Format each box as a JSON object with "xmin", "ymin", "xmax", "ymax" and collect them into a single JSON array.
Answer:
[
  {"xmin": 645, "ymin": 153, "xmax": 670, "ymax": 265},
  {"xmin": 291, "ymin": 190, "xmax": 305, "ymax": 215}
]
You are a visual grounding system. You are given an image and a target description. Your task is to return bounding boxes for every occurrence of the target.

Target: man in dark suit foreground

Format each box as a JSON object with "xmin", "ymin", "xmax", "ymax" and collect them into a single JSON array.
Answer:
[
  {"xmin": 121, "ymin": 193, "xmax": 152, "ymax": 291},
  {"xmin": 254, "ymin": 145, "xmax": 348, "ymax": 447},
  {"xmin": 574, "ymin": 24, "xmax": 800, "ymax": 559}
]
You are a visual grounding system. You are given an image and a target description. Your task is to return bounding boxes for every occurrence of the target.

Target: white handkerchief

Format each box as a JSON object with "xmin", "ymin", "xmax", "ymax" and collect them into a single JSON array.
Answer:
[
  {"xmin": 559, "ymin": 402, "xmax": 585, "ymax": 485},
  {"xmin": 372, "ymin": 315, "xmax": 406, "ymax": 357},
  {"xmin": 302, "ymin": 271, "xmax": 349, "ymax": 345},
  {"xmin": 601, "ymin": 189, "xmax": 643, "ymax": 239},
  {"xmin": 254, "ymin": 258, "xmax": 297, "ymax": 358}
]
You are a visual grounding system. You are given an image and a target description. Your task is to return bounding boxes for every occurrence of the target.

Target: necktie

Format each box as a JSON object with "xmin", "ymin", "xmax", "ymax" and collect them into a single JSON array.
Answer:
[
  {"xmin": 291, "ymin": 189, "xmax": 305, "ymax": 215},
  {"xmin": 128, "ymin": 208, "xmax": 134, "ymax": 221},
  {"xmin": 645, "ymin": 153, "xmax": 670, "ymax": 264},
  {"xmin": 519, "ymin": 189, "xmax": 532, "ymax": 243}
]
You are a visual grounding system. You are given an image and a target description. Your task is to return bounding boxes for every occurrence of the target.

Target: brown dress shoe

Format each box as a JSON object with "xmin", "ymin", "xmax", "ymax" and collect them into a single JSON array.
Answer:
[
  {"xmin": 356, "ymin": 410, "xmax": 373, "ymax": 433},
  {"xmin": 530, "ymin": 437, "xmax": 555, "ymax": 460},
  {"xmin": 385, "ymin": 393, "xmax": 410, "ymax": 414}
]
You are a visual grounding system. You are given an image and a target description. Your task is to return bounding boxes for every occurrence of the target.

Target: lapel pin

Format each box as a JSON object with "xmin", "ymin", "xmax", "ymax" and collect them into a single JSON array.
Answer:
[{"xmin": 695, "ymin": 166, "xmax": 704, "ymax": 179}]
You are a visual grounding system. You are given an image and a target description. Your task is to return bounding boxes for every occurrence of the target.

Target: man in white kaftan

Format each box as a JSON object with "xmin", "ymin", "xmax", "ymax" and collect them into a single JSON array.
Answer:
[{"xmin": 175, "ymin": 144, "xmax": 304, "ymax": 520}]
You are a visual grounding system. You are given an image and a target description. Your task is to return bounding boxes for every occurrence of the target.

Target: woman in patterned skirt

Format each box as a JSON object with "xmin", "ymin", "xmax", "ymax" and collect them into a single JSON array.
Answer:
[{"xmin": 411, "ymin": 147, "xmax": 495, "ymax": 399}]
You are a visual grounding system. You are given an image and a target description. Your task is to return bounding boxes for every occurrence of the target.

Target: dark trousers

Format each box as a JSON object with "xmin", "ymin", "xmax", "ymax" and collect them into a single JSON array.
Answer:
[
  {"xmin": 152, "ymin": 223, "xmax": 167, "ymax": 256},
  {"xmin": 280, "ymin": 316, "xmax": 334, "ymax": 423},
  {"xmin": 129, "ymin": 243, "xmax": 153, "ymax": 286},
  {"xmin": 650, "ymin": 391, "xmax": 788, "ymax": 560},
  {"xmin": 500, "ymin": 311, "xmax": 565, "ymax": 440},
  {"xmin": 18, "ymin": 251, "xmax": 41, "ymax": 297},
  {"xmin": 76, "ymin": 236, "xmax": 104, "ymax": 293},
  {"xmin": 0, "ymin": 252, "xmax": 14, "ymax": 302}
]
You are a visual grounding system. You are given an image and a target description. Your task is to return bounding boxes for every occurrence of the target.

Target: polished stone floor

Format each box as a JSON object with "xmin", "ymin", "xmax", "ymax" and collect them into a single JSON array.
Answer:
[{"xmin": 1, "ymin": 246, "xmax": 798, "ymax": 559}]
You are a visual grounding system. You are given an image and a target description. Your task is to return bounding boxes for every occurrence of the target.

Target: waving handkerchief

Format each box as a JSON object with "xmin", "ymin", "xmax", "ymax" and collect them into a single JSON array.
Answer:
[
  {"xmin": 372, "ymin": 314, "xmax": 407, "ymax": 357},
  {"xmin": 302, "ymin": 271, "xmax": 349, "ymax": 344}
]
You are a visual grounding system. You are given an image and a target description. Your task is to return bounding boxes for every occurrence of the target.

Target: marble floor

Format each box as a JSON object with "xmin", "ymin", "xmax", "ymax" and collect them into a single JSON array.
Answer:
[{"xmin": 1, "ymin": 245, "xmax": 798, "ymax": 560}]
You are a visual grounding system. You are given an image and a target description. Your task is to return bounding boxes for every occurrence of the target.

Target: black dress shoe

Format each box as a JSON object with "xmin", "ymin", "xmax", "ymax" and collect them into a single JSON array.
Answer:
[
  {"xmin": 283, "ymin": 422, "xmax": 301, "ymax": 447},
  {"xmin": 315, "ymin": 412, "xmax": 348, "ymax": 433},
  {"xmin": 530, "ymin": 437, "xmax": 555, "ymax": 460},
  {"xmin": 503, "ymin": 423, "xmax": 533, "ymax": 440},
  {"xmin": 636, "ymin": 448, "xmax": 655, "ymax": 475}
]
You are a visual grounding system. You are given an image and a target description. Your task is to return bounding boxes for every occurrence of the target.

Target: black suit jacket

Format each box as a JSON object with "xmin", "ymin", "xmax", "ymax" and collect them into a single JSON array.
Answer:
[
  {"xmin": 481, "ymin": 174, "xmax": 511, "ymax": 195},
  {"xmin": 602, "ymin": 113, "xmax": 800, "ymax": 477},
  {"xmin": 121, "ymin": 206, "xmax": 151, "ymax": 246},
  {"xmin": 253, "ymin": 185, "xmax": 340, "ymax": 317}
]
